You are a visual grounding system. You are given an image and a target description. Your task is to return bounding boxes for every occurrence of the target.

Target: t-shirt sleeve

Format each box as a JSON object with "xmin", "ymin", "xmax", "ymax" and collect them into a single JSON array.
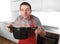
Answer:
[
  {"xmin": 35, "ymin": 18, "xmax": 45, "ymax": 30},
  {"xmin": 11, "ymin": 16, "xmax": 20, "ymax": 26}
]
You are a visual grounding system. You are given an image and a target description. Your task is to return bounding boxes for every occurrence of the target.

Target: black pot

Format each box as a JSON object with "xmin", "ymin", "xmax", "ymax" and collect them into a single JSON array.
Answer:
[{"xmin": 11, "ymin": 26, "xmax": 37, "ymax": 39}]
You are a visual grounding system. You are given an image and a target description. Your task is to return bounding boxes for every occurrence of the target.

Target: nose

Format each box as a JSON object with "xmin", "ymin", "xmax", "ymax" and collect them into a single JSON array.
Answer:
[{"xmin": 23, "ymin": 10, "xmax": 27, "ymax": 14}]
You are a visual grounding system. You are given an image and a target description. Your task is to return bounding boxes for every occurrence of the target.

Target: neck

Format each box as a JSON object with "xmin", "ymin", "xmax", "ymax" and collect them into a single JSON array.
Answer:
[{"xmin": 21, "ymin": 15, "xmax": 31, "ymax": 20}]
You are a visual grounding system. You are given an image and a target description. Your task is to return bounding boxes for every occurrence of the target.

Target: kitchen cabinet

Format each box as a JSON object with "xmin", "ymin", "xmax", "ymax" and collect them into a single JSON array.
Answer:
[
  {"xmin": 26, "ymin": 0, "xmax": 60, "ymax": 12},
  {"xmin": 38, "ymin": 32, "xmax": 59, "ymax": 44},
  {"xmin": 11, "ymin": 0, "xmax": 60, "ymax": 12}
]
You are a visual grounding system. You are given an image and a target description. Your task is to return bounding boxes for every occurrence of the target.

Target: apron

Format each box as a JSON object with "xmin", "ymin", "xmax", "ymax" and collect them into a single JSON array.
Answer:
[{"xmin": 18, "ymin": 15, "xmax": 37, "ymax": 44}]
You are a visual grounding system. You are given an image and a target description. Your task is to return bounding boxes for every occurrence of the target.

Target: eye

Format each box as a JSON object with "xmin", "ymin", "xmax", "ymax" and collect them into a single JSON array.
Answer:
[
  {"xmin": 20, "ymin": 9, "xmax": 24, "ymax": 11},
  {"xmin": 26, "ymin": 8, "xmax": 30, "ymax": 11}
]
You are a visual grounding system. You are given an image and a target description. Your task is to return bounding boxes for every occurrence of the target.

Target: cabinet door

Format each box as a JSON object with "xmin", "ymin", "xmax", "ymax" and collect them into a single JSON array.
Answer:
[
  {"xmin": 43, "ymin": 37, "xmax": 56, "ymax": 44},
  {"xmin": 37, "ymin": 32, "xmax": 59, "ymax": 44}
]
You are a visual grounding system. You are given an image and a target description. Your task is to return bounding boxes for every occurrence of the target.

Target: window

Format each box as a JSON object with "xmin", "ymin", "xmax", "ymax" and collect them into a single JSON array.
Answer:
[{"xmin": 0, "ymin": 0, "xmax": 12, "ymax": 22}]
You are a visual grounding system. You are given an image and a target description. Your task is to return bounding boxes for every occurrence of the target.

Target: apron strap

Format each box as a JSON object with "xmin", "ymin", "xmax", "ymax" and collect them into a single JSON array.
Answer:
[{"xmin": 30, "ymin": 15, "xmax": 34, "ymax": 27}]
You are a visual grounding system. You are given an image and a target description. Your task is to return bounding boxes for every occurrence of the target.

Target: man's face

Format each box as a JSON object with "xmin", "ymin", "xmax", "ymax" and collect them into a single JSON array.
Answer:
[{"xmin": 20, "ymin": 5, "xmax": 31, "ymax": 19}]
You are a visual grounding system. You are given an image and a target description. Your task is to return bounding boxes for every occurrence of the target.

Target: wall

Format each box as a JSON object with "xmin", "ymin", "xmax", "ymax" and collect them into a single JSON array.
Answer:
[{"xmin": 32, "ymin": 11, "xmax": 60, "ymax": 28}]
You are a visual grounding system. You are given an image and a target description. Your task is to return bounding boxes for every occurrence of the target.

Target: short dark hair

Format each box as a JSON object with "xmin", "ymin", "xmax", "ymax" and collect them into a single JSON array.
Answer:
[{"xmin": 20, "ymin": 2, "xmax": 31, "ymax": 10}]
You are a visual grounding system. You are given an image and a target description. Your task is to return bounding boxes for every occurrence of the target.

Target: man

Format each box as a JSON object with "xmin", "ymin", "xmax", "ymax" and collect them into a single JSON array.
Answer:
[{"xmin": 8, "ymin": 2, "xmax": 46, "ymax": 44}]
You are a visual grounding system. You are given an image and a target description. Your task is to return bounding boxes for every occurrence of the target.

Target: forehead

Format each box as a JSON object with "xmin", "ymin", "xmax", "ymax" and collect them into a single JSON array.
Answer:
[{"xmin": 20, "ymin": 5, "xmax": 30, "ymax": 9}]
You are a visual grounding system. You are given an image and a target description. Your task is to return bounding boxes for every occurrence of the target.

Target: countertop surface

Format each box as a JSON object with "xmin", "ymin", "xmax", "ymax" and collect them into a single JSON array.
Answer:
[{"xmin": 43, "ymin": 26, "xmax": 60, "ymax": 35}]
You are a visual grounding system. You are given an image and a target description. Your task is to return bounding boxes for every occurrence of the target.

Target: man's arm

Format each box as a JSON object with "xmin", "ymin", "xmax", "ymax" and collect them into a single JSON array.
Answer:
[
  {"xmin": 7, "ymin": 16, "xmax": 20, "ymax": 33},
  {"xmin": 35, "ymin": 26, "xmax": 46, "ymax": 37},
  {"xmin": 35, "ymin": 18, "xmax": 46, "ymax": 37}
]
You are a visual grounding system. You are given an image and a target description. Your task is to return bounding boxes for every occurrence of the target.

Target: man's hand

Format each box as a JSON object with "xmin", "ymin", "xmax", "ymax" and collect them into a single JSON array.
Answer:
[
  {"xmin": 7, "ymin": 24, "xmax": 13, "ymax": 33},
  {"xmin": 35, "ymin": 26, "xmax": 46, "ymax": 37}
]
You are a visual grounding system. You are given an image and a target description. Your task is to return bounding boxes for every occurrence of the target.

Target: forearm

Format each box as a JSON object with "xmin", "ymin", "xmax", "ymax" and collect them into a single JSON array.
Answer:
[{"xmin": 35, "ymin": 26, "xmax": 46, "ymax": 37}]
